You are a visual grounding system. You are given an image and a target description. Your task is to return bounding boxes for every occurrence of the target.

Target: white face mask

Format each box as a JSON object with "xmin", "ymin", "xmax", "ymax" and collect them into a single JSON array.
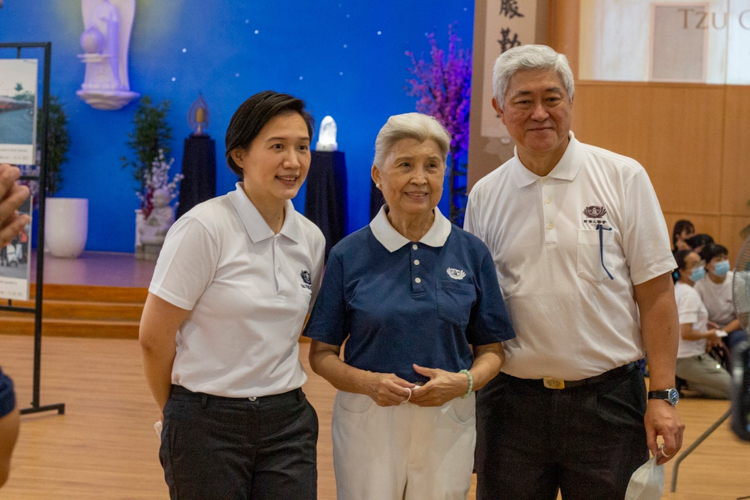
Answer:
[{"xmin": 625, "ymin": 456, "xmax": 664, "ymax": 500}]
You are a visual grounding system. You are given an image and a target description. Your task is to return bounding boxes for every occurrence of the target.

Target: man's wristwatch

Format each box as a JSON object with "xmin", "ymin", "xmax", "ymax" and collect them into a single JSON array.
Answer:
[{"xmin": 648, "ymin": 388, "xmax": 679, "ymax": 407}]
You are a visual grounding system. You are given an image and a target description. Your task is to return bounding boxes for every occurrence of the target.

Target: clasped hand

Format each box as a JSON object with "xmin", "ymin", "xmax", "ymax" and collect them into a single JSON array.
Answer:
[{"xmin": 367, "ymin": 364, "xmax": 469, "ymax": 407}]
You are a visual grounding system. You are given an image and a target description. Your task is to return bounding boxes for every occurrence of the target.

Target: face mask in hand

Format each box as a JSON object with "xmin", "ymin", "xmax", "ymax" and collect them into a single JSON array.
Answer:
[
  {"xmin": 713, "ymin": 261, "xmax": 730, "ymax": 277},
  {"xmin": 690, "ymin": 265, "xmax": 706, "ymax": 283},
  {"xmin": 625, "ymin": 455, "xmax": 664, "ymax": 500}
]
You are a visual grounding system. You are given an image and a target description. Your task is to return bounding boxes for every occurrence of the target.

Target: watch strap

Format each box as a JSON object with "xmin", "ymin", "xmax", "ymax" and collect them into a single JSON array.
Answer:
[{"xmin": 648, "ymin": 389, "xmax": 679, "ymax": 406}]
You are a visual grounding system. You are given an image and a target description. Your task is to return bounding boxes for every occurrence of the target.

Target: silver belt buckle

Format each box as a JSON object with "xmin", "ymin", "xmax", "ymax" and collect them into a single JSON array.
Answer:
[{"xmin": 543, "ymin": 377, "xmax": 565, "ymax": 390}]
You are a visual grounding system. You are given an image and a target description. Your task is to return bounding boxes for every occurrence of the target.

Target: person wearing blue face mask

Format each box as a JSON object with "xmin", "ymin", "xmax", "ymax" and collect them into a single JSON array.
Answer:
[
  {"xmin": 673, "ymin": 250, "xmax": 732, "ymax": 399},
  {"xmin": 695, "ymin": 244, "xmax": 750, "ymax": 351}
]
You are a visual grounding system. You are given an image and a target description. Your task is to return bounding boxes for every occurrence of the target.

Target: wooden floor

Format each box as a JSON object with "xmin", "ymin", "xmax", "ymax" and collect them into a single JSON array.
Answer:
[{"xmin": 0, "ymin": 335, "xmax": 747, "ymax": 499}]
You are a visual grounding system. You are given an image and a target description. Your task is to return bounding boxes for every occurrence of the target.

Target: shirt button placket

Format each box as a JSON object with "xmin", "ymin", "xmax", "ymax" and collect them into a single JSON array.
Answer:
[
  {"xmin": 273, "ymin": 235, "xmax": 282, "ymax": 292},
  {"xmin": 411, "ymin": 243, "xmax": 424, "ymax": 294},
  {"xmin": 542, "ymin": 180, "xmax": 556, "ymax": 243}
]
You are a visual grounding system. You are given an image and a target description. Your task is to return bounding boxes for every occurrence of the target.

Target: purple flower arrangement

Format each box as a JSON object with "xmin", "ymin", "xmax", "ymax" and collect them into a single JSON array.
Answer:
[{"xmin": 406, "ymin": 24, "xmax": 472, "ymax": 223}]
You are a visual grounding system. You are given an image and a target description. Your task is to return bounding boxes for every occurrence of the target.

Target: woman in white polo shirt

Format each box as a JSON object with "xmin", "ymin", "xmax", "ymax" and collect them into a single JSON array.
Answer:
[
  {"xmin": 139, "ymin": 91, "xmax": 325, "ymax": 499},
  {"xmin": 673, "ymin": 249, "xmax": 732, "ymax": 399}
]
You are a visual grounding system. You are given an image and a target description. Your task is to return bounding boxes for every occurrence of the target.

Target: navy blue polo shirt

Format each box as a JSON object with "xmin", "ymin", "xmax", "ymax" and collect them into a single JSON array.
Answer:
[
  {"xmin": 304, "ymin": 206, "xmax": 515, "ymax": 384},
  {"xmin": 0, "ymin": 367, "xmax": 16, "ymax": 418}
]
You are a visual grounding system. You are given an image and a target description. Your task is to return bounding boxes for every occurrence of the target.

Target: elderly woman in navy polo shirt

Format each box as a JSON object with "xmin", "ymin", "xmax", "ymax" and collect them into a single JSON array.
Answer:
[{"xmin": 305, "ymin": 112, "xmax": 515, "ymax": 500}]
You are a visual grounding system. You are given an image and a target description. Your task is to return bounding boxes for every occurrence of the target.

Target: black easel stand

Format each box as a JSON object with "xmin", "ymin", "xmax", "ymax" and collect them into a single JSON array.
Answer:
[{"xmin": 0, "ymin": 42, "xmax": 64, "ymax": 417}]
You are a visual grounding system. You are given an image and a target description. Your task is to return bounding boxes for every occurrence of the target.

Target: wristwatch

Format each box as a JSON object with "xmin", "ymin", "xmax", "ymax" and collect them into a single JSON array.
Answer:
[{"xmin": 648, "ymin": 388, "xmax": 679, "ymax": 407}]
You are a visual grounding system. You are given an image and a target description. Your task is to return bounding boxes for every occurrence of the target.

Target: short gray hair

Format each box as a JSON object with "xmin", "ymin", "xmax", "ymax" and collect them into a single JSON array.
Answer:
[
  {"xmin": 493, "ymin": 45, "xmax": 574, "ymax": 109},
  {"xmin": 373, "ymin": 112, "xmax": 450, "ymax": 170}
]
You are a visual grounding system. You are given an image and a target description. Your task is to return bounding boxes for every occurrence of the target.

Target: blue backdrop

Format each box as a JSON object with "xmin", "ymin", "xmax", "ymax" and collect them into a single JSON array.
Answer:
[{"xmin": 0, "ymin": 0, "xmax": 474, "ymax": 252}]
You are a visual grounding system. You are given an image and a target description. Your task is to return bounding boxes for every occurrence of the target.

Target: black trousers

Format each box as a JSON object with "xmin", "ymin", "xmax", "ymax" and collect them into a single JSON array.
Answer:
[
  {"xmin": 475, "ymin": 365, "xmax": 648, "ymax": 500},
  {"xmin": 159, "ymin": 385, "xmax": 318, "ymax": 500}
]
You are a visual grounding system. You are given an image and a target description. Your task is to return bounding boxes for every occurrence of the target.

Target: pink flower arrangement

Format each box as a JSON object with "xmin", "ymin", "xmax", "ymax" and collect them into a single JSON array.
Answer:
[{"xmin": 406, "ymin": 24, "xmax": 472, "ymax": 222}]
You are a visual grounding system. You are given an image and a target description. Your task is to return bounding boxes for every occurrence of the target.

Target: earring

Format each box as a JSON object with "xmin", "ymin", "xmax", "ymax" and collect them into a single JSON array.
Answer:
[{"xmin": 376, "ymin": 183, "xmax": 381, "ymax": 189}]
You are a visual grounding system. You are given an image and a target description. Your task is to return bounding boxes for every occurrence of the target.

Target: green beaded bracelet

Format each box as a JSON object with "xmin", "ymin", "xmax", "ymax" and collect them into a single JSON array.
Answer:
[{"xmin": 459, "ymin": 369, "xmax": 473, "ymax": 399}]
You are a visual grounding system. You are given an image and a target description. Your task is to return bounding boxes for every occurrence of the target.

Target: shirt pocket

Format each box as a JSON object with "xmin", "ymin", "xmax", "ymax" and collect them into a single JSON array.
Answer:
[
  {"xmin": 577, "ymin": 228, "xmax": 615, "ymax": 284},
  {"xmin": 336, "ymin": 391, "xmax": 374, "ymax": 414},
  {"xmin": 437, "ymin": 280, "xmax": 477, "ymax": 328},
  {"xmin": 447, "ymin": 392, "xmax": 476, "ymax": 425}
]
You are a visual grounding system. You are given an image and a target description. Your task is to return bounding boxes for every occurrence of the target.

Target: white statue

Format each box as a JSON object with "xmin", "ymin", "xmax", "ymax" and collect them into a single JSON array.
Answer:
[
  {"xmin": 316, "ymin": 115, "xmax": 338, "ymax": 151},
  {"xmin": 77, "ymin": 0, "xmax": 138, "ymax": 110},
  {"xmin": 139, "ymin": 189, "xmax": 175, "ymax": 247}
]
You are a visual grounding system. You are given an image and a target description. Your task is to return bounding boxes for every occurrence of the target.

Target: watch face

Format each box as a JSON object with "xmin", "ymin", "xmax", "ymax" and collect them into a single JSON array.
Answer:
[{"xmin": 667, "ymin": 388, "xmax": 679, "ymax": 406}]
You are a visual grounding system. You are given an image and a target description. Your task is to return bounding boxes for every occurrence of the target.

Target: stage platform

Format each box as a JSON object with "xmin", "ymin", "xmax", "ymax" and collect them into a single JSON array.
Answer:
[
  {"xmin": 29, "ymin": 250, "xmax": 156, "ymax": 288},
  {"xmin": 0, "ymin": 251, "xmax": 313, "ymax": 341},
  {"xmin": 0, "ymin": 251, "xmax": 154, "ymax": 339}
]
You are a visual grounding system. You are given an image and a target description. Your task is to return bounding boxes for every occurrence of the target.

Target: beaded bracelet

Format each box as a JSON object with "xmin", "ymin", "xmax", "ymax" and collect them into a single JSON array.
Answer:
[{"xmin": 459, "ymin": 369, "xmax": 473, "ymax": 399}]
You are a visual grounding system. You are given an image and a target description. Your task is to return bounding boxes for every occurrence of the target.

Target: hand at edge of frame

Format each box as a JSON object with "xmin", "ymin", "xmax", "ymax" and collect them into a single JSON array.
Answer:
[
  {"xmin": 0, "ymin": 163, "xmax": 30, "ymax": 248},
  {"xmin": 645, "ymin": 398, "xmax": 684, "ymax": 465}
]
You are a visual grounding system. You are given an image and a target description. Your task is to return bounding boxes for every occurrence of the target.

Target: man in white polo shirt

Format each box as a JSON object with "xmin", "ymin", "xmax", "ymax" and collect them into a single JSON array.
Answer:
[{"xmin": 465, "ymin": 45, "xmax": 684, "ymax": 499}]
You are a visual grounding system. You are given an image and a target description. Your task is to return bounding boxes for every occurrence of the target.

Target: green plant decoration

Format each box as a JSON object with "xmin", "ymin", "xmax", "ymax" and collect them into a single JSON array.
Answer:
[
  {"xmin": 44, "ymin": 95, "xmax": 69, "ymax": 196},
  {"xmin": 121, "ymin": 96, "xmax": 173, "ymax": 208},
  {"xmin": 18, "ymin": 94, "xmax": 70, "ymax": 199}
]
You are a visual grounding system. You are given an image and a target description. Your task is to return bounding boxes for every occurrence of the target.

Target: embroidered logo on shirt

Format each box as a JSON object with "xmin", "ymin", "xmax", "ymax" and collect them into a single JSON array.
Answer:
[
  {"xmin": 583, "ymin": 206, "xmax": 607, "ymax": 218},
  {"xmin": 582, "ymin": 205, "xmax": 609, "ymax": 227},
  {"xmin": 300, "ymin": 270, "xmax": 312, "ymax": 290},
  {"xmin": 446, "ymin": 268, "xmax": 466, "ymax": 280}
]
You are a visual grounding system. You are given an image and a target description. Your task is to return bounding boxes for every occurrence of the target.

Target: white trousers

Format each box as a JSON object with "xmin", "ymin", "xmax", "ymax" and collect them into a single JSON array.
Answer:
[{"xmin": 332, "ymin": 390, "xmax": 476, "ymax": 500}]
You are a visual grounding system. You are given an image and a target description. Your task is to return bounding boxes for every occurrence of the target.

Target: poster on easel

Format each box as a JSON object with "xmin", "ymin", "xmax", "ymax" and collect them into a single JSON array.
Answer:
[
  {"xmin": 0, "ymin": 59, "xmax": 38, "ymax": 165},
  {"xmin": 0, "ymin": 195, "xmax": 32, "ymax": 300}
]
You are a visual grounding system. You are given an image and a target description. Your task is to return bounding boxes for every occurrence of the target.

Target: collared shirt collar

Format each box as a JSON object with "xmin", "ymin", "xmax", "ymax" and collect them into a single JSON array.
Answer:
[
  {"xmin": 228, "ymin": 183, "xmax": 301, "ymax": 243},
  {"xmin": 370, "ymin": 205, "xmax": 452, "ymax": 253},
  {"xmin": 512, "ymin": 131, "xmax": 582, "ymax": 188}
]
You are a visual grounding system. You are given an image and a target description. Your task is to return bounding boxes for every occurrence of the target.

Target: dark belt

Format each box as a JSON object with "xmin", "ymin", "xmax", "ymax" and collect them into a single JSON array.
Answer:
[
  {"xmin": 504, "ymin": 362, "xmax": 638, "ymax": 390},
  {"xmin": 170, "ymin": 384, "xmax": 303, "ymax": 403}
]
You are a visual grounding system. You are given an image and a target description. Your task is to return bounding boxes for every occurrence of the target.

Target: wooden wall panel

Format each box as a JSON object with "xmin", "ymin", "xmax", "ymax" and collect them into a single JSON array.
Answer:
[
  {"xmin": 721, "ymin": 86, "xmax": 750, "ymax": 216},
  {"xmin": 572, "ymin": 82, "xmax": 725, "ymax": 215},
  {"xmin": 719, "ymin": 215, "xmax": 750, "ymax": 264},
  {"xmin": 663, "ymin": 212, "xmax": 721, "ymax": 248},
  {"xmin": 572, "ymin": 80, "xmax": 750, "ymax": 264},
  {"xmin": 547, "ymin": 0, "xmax": 580, "ymax": 77}
]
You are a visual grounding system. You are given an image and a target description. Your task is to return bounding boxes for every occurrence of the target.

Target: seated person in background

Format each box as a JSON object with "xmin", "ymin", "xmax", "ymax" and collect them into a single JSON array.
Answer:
[
  {"xmin": 686, "ymin": 233, "xmax": 714, "ymax": 254},
  {"xmin": 695, "ymin": 243, "xmax": 749, "ymax": 350},
  {"xmin": 673, "ymin": 219, "xmax": 695, "ymax": 252},
  {"xmin": 673, "ymin": 250, "xmax": 732, "ymax": 399}
]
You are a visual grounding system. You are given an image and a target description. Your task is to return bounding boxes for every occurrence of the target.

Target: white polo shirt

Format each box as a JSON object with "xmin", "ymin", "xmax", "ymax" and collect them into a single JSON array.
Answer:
[
  {"xmin": 465, "ymin": 132, "xmax": 676, "ymax": 380},
  {"xmin": 694, "ymin": 271, "xmax": 735, "ymax": 327},
  {"xmin": 149, "ymin": 183, "xmax": 325, "ymax": 397},
  {"xmin": 674, "ymin": 282, "xmax": 708, "ymax": 359}
]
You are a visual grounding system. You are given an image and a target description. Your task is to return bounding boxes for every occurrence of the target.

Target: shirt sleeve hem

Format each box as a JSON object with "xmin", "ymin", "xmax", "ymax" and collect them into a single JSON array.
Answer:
[
  {"xmin": 679, "ymin": 314, "xmax": 699, "ymax": 325},
  {"xmin": 630, "ymin": 259, "xmax": 677, "ymax": 286},
  {"xmin": 148, "ymin": 284, "xmax": 195, "ymax": 311},
  {"xmin": 301, "ymin": 331, "xmax": 345, "ymax": 346},
  {"xmin": 471, "ymin": 328, "xmax": 516, "ymax": 345}
]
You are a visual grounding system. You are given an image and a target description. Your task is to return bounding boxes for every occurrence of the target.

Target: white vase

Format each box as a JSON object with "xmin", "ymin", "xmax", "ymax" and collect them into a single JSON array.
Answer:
[{"xmin": 45, "ymin": 198, "xmax": 89, "ymax": 258}]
